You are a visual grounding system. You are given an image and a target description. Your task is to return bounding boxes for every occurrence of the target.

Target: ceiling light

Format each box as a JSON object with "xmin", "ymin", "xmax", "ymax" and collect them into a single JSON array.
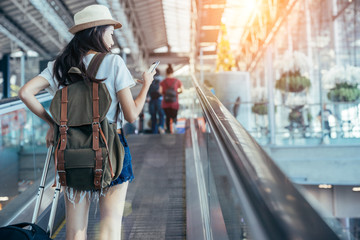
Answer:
[
  {"xmin": 10, "ymin": 51, "xmax": 24, "ymax": 58},
  {"xmin": 318, "ymin": 184, "xmax": 332, "ymax": 189},
  {"xmin": 352, "ymin": 187, "xmax": 360, "ymax": 192},
  {"xmin": 123, "ymin": 48, "xmax": 131, "ymax": 54},
  {"xmin": 27, "ymin": 50, "xmax": 39, "ymax": 57},
  {"xmin": 111, "ymin": 48, "xmax": 121, "ymax": 54}
]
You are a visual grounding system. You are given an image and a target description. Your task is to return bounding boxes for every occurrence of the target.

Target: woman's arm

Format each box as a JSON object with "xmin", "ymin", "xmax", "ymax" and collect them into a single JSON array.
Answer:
[
  {"xmin": 19, "ymin": 76, "xmax": 55, "ymax": 146},
  {"xmin": 117, "ymin": 71, "xmax": 155, "ymax": 123}
]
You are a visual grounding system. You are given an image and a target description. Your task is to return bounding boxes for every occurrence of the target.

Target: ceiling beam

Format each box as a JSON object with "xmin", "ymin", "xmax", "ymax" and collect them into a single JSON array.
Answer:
[
  {"xmin": 29, "ymin": 0, "xmax": 72, "ymax": 43},
  {"xmin": 149, "ymin": 52, "xmax": 189, "ymax": 65},
  {"xmin": 45, "ymin": 0, "xmax": 74, "ymax": 28},
  {"xmin": 0, "ymin": 13, "xmax": 51, "ymax": 58},
  {"xmin": 10, "ymin": 0, "xmax": 63, "ymax": 49},
  {"xmin": 97, "ymin": 0, "xmax": 146, "ymax": 68},
  {"xmin": 123, "ymin": 0, "xmax": 150, "ymax": 61}
]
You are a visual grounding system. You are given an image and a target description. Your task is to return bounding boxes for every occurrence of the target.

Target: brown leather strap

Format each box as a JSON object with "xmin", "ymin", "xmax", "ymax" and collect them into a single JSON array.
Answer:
[
  {"xmin": 87, "ymin": 53, "xmax": 107, "ymax": 78},
  {"xmin": 89, "ymin": 54, "xmax": 107, "ymax": 189},
  {"xmin": 92, "ymin": 82, "xmax": 102, "ymax": 189},
  {"xmin": 52, "ymin": 137, "xmax": 61, "ymax": 187},
  {"xmin": 57, "ymin": 87, "xmax": 68, "ymax": 186},
  {"xmin": 99, "ymin": 128, "xmax": 114, "ymax": 178}
]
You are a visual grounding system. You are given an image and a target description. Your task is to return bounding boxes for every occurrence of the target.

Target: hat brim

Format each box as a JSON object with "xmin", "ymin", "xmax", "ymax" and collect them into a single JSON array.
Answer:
[{"xmin": 69, "ymin": 19, "xmax": 122, "ymax": 34}]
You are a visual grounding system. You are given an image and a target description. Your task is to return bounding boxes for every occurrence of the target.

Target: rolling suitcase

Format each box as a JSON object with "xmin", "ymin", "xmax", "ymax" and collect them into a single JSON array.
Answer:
[{"xmin": 0, "ymin": 146, "xmax": 62, "ymax": 239}]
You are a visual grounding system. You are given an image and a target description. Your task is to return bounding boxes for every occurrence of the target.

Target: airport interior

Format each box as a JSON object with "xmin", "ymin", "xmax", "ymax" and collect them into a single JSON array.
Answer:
[{"xmin": 0, "ymin": 0, "xmax": 360, "ymax": 239}]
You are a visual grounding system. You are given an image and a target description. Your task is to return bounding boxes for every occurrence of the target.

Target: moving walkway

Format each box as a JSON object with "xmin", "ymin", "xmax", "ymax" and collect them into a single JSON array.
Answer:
[{"xmin": 0, "ymin": 77, "xmax": 344, "ymax": 239}]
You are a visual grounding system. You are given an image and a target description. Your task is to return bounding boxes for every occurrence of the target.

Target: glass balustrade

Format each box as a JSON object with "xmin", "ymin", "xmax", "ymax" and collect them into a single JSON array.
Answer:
[{"xmin": 0, "ymin": 94, "xmax": 53, "ymax": 216}]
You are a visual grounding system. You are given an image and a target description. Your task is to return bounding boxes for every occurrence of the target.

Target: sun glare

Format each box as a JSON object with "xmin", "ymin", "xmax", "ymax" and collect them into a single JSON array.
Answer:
[
  {"xmin": 222, "ymin": 0, "xmax": 258, "ymax": 52},
  {"xmin": 245, "ymin": 0, "xmax": 257, "ymax": 12}
]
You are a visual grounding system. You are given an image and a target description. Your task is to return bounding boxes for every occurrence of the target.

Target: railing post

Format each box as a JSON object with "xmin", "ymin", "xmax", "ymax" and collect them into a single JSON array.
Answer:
[
  {"xmin": 1, "ymin": 54, "xmax": 10, "ymax": 99},
  {"xmin": 266, "ymin": 46, "xmax": 276, "ymax": 145}
]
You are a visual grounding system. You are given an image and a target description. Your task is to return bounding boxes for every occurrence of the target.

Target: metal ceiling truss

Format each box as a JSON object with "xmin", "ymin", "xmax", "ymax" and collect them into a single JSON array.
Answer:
[
  {"xmin": 149, "ymin": 52, "xmax": 189, "ymax": 65},
  {"xmin": 124, "ymin": 2, "xmax": 146, "ymax": 49},
  {"xmin": 9, "ymin": 0, "xmax": 63, "ymax": 49},
  {"xmin": 122, "ymin": 0, "xmax": 149, "ymax": 65},
  {"xmin": 44, "ymin": 0, "xmax": 74, "ymax": 28},
  {"xmin": 29, "ymin": 0, "xmax": 72, "ymax": 42},
  {"xmin": 0, "ymin": 13, "xmax": 50, "ymax": 58},
  {"xmin": 96, "ymin": 0, "xmax": 147, "ymax": 69}
]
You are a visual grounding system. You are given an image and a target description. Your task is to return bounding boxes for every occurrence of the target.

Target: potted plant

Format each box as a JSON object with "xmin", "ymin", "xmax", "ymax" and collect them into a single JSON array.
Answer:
[
  {"xmin": 275, "ymin": 51, "xmax": 311, "ymax": 93},
  {"xmin": 251, "ymin": 87, "xmax": 268, "ymax": 115},
  {"xmin": 322, "ymin": 65, "xmax": 360, "ymax": 102},
  {"xmin": 251, "ymin": 102, "xmax": 268, "ymax": 115},
  {"xmin": 275, "ymin": 71, "xmax": 311, "ymax": 93}
]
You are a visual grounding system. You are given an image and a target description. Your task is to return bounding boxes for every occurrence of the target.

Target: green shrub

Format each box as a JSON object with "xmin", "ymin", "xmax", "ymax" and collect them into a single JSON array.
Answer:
[
  {"xmin": 251, "ymin": 103, "xmax": 268, "ymax": 115},
  {"xmin": 275, "ymin": 71, "xmax": 311, "ymax": 93},
  {"xmin": 327, "ymin": 83, "xmax": 360, "ymax": 102}
]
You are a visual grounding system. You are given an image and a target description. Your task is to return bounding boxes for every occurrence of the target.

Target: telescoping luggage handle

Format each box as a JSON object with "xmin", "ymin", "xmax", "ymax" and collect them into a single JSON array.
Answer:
[{"xmin": 31, "ymin": 145, "xmax": 61, "ymax": 236}]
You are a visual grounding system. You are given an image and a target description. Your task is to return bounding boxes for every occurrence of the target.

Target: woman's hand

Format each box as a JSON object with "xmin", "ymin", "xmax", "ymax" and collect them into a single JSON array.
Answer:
[
  {"xmin": 46, "ymin": 124, "xmax": 55, "ymax": 148},
  {"xmin": 142, "ymin": 71, "xmax": 156, "ymax": 87}
]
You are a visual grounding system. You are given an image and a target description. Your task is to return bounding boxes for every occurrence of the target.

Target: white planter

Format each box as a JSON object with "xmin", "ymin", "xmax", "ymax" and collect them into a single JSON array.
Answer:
[{"xmin": 205, "ymin": 72, "xmax": 252, "ymax": 131}]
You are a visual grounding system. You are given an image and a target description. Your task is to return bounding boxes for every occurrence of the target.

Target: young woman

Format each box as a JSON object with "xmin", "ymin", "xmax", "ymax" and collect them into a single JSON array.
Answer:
[
  {"xmin": 19, "ymin": 5, "xmax": 155, "ymax": 240},
  {"xmin": 160, "ymin": 64, "xmax": 183, "ymax": 133}
]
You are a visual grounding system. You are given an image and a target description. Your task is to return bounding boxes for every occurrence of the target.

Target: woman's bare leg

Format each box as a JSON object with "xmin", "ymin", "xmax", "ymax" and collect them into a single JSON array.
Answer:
[
  {"xmin": 64, "ymin": 190, "xmax": 91, "ymax": 240},
  {"xmin": 99, "ymin": 181, "xmax": 129, "ymax": 240}
]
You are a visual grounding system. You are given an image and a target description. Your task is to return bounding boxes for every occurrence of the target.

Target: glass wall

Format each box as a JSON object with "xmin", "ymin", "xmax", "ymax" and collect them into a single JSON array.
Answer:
[
  {"xmin": 0, "ymin": 53, "xmax": 40, "ymax": 99},
  {"xmin": 0, "ymin": 96, "xmax": 53, "ymax": 215},
  {"xmin": 244, "ymin": 0, "xmax": 360, "ymax": 146}
]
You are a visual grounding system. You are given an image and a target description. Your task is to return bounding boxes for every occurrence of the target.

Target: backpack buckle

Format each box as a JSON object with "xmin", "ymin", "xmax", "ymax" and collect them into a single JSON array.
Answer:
[
  {"xmin": 59, "ymin": 125, "xmax": 68, "ymax": 134},
  {"xmin": 94, "ymin": 169, "xmax": 103, "ymax": 176},
  {"xmin": 92, "ymin": 122, "xmax": 100, "ymax": 132}
]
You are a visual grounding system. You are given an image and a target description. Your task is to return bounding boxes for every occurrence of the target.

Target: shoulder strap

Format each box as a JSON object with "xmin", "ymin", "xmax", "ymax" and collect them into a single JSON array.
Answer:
[
  {"xmin": 87, "ymin": 53, "xmax": 107, "ymax": 78},
  {"xmin": 168, "ymin": 79, "xmax": 177, "ymax": 90},
  {"xmin": 171, "ymin": 79, "xmax": 177, "ymax": 89},
  {"xmin": 166, "ymin": 78, "xmax": 176, "ymax": 89},
  {"xmin": 114, "ymin": 103, "xmax": 123, "ymax": 128}
]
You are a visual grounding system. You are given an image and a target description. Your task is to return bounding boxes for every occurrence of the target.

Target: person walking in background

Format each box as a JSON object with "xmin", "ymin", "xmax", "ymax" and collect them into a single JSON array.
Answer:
[
  {"xmin": 19, "ymin": 4, "xmax": 155, "ymax": 240},
  {"xmin": 160, "ymin": 64, "xmax": 183, "ymax": 133},
  {"xmin": 233, "ymin": 96, "xmax": 241, "ymax": 118},
  {"xmin": 148, "ymin": 69, "xmax": 165, "ymax": 134},
  {"xmin": 317, "ymin": 104, "xmax": 333, "ymax": 138}
]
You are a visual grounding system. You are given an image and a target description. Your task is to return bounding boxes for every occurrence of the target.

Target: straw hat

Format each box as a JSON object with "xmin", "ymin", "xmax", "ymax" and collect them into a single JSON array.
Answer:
[{"xmin": 69, "ymin": 5, "xmax": 122, "ymax": 34}]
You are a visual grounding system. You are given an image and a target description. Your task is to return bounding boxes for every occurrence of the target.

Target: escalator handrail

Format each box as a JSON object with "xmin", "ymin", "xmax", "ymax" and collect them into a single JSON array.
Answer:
[
  {"xmin": 0, "ymin": 91, "xmax": 51, "ymax": 115},
  {"xmin": 191, "ymin": 74, "xmax": 341, "ymax": 240}
]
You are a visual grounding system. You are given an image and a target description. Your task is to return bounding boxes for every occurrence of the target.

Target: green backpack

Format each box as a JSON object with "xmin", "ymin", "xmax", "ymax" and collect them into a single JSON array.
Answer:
[{"xmin": 50, "ymin": 53, "xmax": 125, "ymax": 190}]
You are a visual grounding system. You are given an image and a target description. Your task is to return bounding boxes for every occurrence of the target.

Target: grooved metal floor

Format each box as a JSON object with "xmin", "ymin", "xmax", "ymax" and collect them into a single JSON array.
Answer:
[{"xmin": 54, "ymin": 134, "xmax": 186, "ymax": 240}]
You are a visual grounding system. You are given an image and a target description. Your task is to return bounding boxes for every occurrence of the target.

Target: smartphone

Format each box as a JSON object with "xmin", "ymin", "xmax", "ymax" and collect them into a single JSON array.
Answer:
[{"xmin": 147, "ymin": 60, "xmax": 160, "ymax": 73}]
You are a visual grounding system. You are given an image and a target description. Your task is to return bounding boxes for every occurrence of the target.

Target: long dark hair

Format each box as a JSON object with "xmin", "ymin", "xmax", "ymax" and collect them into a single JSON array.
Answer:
[{"xmin": 53, "ymin": 25, "xmax": 110, "ymax": 86}]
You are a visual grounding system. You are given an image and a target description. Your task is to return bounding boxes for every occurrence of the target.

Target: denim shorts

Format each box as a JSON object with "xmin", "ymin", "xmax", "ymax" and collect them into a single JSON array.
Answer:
[{"xmin": 110, "ymin": 132, "xmax": 134, "ymax": 186}]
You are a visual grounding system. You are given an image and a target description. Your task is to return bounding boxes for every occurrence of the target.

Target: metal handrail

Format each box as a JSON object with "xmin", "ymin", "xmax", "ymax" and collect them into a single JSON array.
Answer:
[
  {"xmin": 0, "ymin": 91, "xmax": 52, "ymax": 115},
  {"xmin": 191, "ymin": 74, "xmax": 341, "ymax": 240}
]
